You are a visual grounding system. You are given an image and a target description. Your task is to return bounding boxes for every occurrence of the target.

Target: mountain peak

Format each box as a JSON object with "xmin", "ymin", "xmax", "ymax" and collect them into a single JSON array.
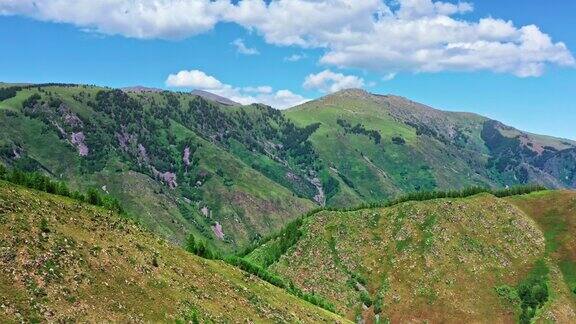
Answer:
[
  {"xmin": 328, "ymin": 88, "xmax": 371, "ymax": 98},
  {"xmin": 190, "ymin": 89, "xmax": 240, "ymax": 106}
]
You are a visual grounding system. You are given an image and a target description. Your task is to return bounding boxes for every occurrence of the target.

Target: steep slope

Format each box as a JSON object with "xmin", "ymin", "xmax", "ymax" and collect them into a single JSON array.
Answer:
[
  {"xmin": 285, "ymin": 89, "xmax": 576, "ymax": 206},
  {"xmin": 0, "ymin": 181, "xmax": 346, "ymax": 323},
  {"xmin": 0, "ymin": 83, "xmax": 316, "ymax": 250},
  {"xmin": 247, "ymin": 191, "xmax": 576, "ymax": 322}
]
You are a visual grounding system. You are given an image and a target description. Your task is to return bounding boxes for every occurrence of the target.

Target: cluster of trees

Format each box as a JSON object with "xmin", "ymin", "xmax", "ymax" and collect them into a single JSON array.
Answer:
[
  {"xmin": 496, "ymin": 259, "xmax": 550, "ymax": 324},
  {"xmin": 245, "ymin": 218, "xmax": 305, "ymax": 268},
  {"xmin": 337, "ymin": 118, "xmax": 382, "ymax": 144},
  {"xmin": 481, "ymin": 120, "xmax": 540, "ymax": 184},
  {"xmin": 22, "ymin": 93, "xmax": 41, "ymax": 109},
  {"xmin": 185, "ymin": 233, "xmax": 220, "ymax": 260},
  {"xmin": 86, "ymin": 90, "xmax": 179, "ymax": 174},
  {"xmin": 319, "ymin": 168, "xmax": 340, "ymax": 201},
  {"xmin": 0, "ymin": 165, "xmax": 123, "ymax": 214},
  {"xmin": 225, "ymin": 256, "xmax": 336, "ymax": 312},
  {"xmin": 0, "ymin": 86, "xmax": 21, "ymax": 101},
  {"xmin": 517, "ymin": 261, "xmax": 550, "ymax": 323}
]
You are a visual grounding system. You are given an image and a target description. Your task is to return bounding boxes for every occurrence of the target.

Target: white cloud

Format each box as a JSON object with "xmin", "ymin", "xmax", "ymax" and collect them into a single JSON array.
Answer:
[
  {"xmin": 166, "ymin": 70, "xmax": 223, "ymax": 89},
  {"xmin": 396, "ymin": 0, "xmax": 473, "ymax": 20},
  {"xmin": 284, "ymin": 53, "xmax": 307, "ymax": 62},
  {"xmin": 231, "ymin": 38, "xmax": 259, "ymax": 55},
  {"xmin": 166, "ymin": 69, "xmax": 308, "ymax": 109},
  {"xmin": 1, "ymin": 0, "xmax": 574, "ymax": 77},
  {"xmin": 303, "ymin": 70, "xmax": 365, "ymax": 93},
  {"xmin": 227, "ymin": 0, "xmax": 574, "ymax": 77},
  {"xmin": 0, "ymin": 0, "xmax": 231, "ymax": 39}
]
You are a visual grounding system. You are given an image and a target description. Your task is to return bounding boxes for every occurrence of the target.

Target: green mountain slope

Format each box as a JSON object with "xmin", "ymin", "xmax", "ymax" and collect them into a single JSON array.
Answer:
[
  {"xmin": 0, "ymin": 84, "xmax": 316, "ymax": 250},
  {"xmin": 285, "ymin": 89, "xmax": 576, "ymax": 206},
  {"xmin": 247, "ymin": 191, "xmax": 576, "ymax": 322},
  {"xmin": 0, "ymin": 181, "xmax": 346, "ymax": 323}
]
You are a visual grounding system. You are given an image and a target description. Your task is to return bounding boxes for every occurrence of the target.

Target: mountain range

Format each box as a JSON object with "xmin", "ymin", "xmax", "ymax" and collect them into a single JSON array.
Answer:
[{"xmin": 0, "ymin": 83, "xmax": 575, "ymax": 252}]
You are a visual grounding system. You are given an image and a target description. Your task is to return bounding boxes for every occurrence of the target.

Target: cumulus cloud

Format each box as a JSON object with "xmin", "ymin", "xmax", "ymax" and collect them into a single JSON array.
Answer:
[
  {"xmin": 0, "ymin": 0, "xmax": 231, "ymax": 39},
  {"xmin": 166, "ymin": 69, "xmax": 308, "ymax": 109},
  {"xmin": 231, "ymin": 38, "xmax": 259, "ymax": 55},
  {"xmin": 166, "ymin": 69, "xmax": 223, "ymax": 89},
  {"xmin": 1, "ymin": 0, "xmax": 574, "ymax": 77},
  {"xmin": 230, "ymin": 0, "xmax": 574, "ymax": 77},
  {"xmin": 303, "ymin": 70, "xmax": 365, "ymax": 93}
]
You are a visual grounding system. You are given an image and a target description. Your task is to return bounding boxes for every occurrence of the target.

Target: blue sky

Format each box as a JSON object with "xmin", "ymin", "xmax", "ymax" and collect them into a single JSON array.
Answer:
[{"xmin": 0, "ymin": 0, "xmax": 574, "ymax": 139}]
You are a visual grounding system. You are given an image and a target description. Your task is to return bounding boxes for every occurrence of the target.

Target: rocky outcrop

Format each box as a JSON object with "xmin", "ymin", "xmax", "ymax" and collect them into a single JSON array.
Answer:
[
  {"xmin": 71, "ymin": 132, "xmax": 89, "ymax": 156},
  {"xmin": 213, "ymin": 222, "xmax": 225, "ymax": 240}
]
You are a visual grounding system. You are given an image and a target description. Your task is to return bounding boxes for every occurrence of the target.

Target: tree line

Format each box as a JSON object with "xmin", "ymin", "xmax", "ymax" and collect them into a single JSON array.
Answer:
[{"xmin": 0, "ymin": 164, "xmax": 123, "ymax": 214}]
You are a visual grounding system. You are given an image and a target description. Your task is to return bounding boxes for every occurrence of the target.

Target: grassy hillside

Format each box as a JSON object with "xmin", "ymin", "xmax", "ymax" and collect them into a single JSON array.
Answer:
[
  {"xmin": 247, "ymin": 190, "xmax": 576, "ymax": 322},
  {"xmin": 0, "ymin": 181, "xmax": 346, "ymax": 323}
]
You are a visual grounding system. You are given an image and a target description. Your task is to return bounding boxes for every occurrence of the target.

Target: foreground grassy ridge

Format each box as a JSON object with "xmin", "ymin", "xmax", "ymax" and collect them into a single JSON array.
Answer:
[
  {"xmin": 250, "ymin": 191, "xmax": 576, "ymax": 322},
  {"xmin": 243, "ymin": 185, "xmax": 545, "ymax": 266},
  {"xmin": 0, "ymin": 181, "xmax": 346, "ymax": 323}
]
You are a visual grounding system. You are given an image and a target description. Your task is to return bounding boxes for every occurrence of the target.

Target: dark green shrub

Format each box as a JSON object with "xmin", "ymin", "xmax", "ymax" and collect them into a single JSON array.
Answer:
[
  {"xmin": 185, "ymin": 234, "xmax": 219, "ymax": 260},
  {"xmin": 86, "ymin": 188, "xmax": 102, "ymax": 206},
  {"xmin": 40, "ymin": 217, "xmax": 50, "ymax": 233},
  {"xmin": 359, "ymin": 290, "xmax": 372, "ymax": 307},
  {"xmin": 392, "ymin": 136, "xmax": 405, "ymax": 145}
]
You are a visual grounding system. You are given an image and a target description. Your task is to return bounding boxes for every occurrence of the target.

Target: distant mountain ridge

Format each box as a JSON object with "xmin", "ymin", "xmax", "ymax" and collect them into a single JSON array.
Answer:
[
  {"xmin": 121, "ymin": 85, "xmax": 165, "ymax": 93},
  {"xmin": 190, "ymin": 89, "xmax": 240, "ymax": 106},
  {"xmin": 121, "ymin": 87, "xmax": 241, "ymax": 106}
]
